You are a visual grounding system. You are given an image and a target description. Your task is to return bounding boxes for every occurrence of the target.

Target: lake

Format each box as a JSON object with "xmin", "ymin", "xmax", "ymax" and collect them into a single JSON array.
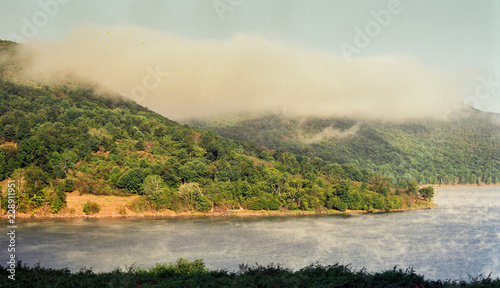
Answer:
[{"xmin": 1, "ymin": 186, "xmax": 498, "ymax": 281}]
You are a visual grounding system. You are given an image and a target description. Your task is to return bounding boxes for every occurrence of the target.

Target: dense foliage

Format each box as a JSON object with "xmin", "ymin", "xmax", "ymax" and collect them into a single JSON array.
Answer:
[
  {"xmin": 0, "ymin": 77, "xmax": 432, "ymax": 215},
  {"xmin": 1, "ymin": 259, "xmax": 498, "ymax": 288},
  {"xmin": 193, "ymin": 113, "xmax": 500, "ymax": 185}
]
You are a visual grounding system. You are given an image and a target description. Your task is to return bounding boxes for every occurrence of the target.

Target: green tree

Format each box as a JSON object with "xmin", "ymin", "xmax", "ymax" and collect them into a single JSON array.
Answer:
[
  {"xmin": 60, "ymin": 99, "xmax": 72, "ymax": 109},
  {"xmin": 117, "ymin": 168, "xmax": 146, "ymax": 194},
  {"xmin": 109, "ymin": 167, "xmax": 123, "ymax": 186},
  {"xmin": 179, "ymin": 160, "xmax": 209, "ymax": 183},
  {"xmin": 406, "ymin": 180, "xmax": 419, "ymax": 195},
  {"xmin": 419, "ymin": 186, "xmax": 434, "ymax": 201},
  {"xmin": 177, "ymin": 182, "xmax": 202, "ymax": 210},
  {"xmin": 195, "ymin": 194, "xmax": 212, "ymax": 212},
  {"xmin": 370, "ymin": 193, "xmax": 388, "ymax": 210},
  {"xmin": 16, "ymin": 118, "xmax": 31, "ymax": 140},
  {"xmin": 143, "ymin": 175, "xmax": 165, "ymax": 201},
  {"xmin": 0, "ymin": 146, "xmax": 19, "ymax": 180},
  {"xmin": 135, "ymin": 138, "xmax": 145, "ymax": 151},
  {"xmin": 335, "ymin": 180, "xmax": 352, "ymax": 208},
  {"xmin": 156, "ymin": 160, "xmax": 181, "ymax": 188},
  {"xmin": 24, "ymin": 166, "xmax": 49, "ymax": 199},
  {"xmin": 61, "ymin": 179, "xmax": 75, "ymax": 192},
  {"xmin": 259, "ymin": 151, "xmax": 269, "ymax": 161},
  {"xmin": 341, "ymin": 163, "xmax": 364, "ymax": 182},
  {"xmin": 369, "ymin": 174, "xmax": 390, "ymax": 194},
  {"xmin": 247, "ymin": 194, "xmax": 280, "ymax": 210},
  {"xmin": 182, "ymin": 131, "xmax": 197, "ymax": 158},
  {"xmin": 2, "ymin": 124, "xmax": 16, "ymax": 141},
  {"xmin": 327, "ymin": 196, "xmax": 348, "ymax": 212}
]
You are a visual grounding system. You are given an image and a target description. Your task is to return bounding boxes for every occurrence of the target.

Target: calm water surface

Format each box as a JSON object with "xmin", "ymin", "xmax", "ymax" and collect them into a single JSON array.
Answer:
[{"xmin": 1, "ymin": 186, "xmax": 498, "ymax": 280}]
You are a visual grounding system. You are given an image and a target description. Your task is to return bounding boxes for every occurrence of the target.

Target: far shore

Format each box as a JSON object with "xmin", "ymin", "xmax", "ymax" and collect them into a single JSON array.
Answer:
[
  {"xmin": 419, "ymin": 183, "xmax": 500, "ymax": 188},
  {"xmin": 423, "ymin": 183, "xmax": 500, "ymax": 189},
  {"xmin": 2, "ymin": 183, "xmax": 498, "ymax": 220},
  {"xmin": 2, "ymin": 188, "xmax": 436, "ymax": 220},
  {"xmin": 1, "ymin": 205, "xmax": 436, "ymax": 220}
]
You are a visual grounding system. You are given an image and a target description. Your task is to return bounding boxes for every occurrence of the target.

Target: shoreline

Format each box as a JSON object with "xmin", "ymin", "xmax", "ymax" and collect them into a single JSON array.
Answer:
[
  {"xmin": 2, "ymin": 183, "xmax": 497, "ymax": 220},
  {"xmin": 2, "ymin": 204, "xmax": 436, "ymax": 220},
  {"xmin": 422, "ymin": 183, "xmax": 500, "ymax": 189}
]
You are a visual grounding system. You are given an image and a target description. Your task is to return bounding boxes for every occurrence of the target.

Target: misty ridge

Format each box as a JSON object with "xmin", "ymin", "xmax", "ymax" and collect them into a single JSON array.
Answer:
[{"xmin": 8, "ymin": 24, "xmax": 476, "ymax": 123}]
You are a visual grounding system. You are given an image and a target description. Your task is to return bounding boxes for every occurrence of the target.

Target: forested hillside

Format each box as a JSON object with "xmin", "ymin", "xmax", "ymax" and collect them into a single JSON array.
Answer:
[
  {"xmin": 0, "ymin": 40, "xmax": 433, "ymax": 216},
  {"xmin": 192, "ymin": 112, "xmax": 500, "ymax": 185}
]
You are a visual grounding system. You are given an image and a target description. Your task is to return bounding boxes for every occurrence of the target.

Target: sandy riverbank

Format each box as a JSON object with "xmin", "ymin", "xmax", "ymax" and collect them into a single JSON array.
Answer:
[
  {"xmin": 2, "ymin": 207, "xmax": 436, "ymax": 219},
  {"xmin": 1, "ymin": 190, "xmax": 436, "ymax": 219},
  {"xmin": 5, "ymin": 183, "xmax": 498, "ymax": 219}
]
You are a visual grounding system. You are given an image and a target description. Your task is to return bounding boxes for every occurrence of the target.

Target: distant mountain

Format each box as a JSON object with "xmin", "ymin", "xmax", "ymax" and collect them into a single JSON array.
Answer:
[{"xmin": 191, "ymin": 110, "xmax": 500, "ymax": 185}]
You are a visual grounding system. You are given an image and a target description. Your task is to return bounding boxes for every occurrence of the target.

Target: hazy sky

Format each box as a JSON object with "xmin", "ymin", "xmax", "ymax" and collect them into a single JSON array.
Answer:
[{"xmin": 0, "ymin": 0, "xmax": 499, "ymax": 116}]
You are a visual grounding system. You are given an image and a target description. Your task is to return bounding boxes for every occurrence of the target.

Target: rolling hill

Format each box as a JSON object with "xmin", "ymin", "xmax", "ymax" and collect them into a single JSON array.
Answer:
[
  {"xmin": 0, "ymin": 40, "xmax": 433, "ymax": 216},
  {"xmin": 191, "ymin": 110, "xmax": 500, "ymax": 185}
]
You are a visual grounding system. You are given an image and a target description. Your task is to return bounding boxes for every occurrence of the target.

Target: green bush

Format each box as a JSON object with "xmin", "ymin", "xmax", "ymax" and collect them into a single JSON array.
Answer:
[
  {"xmin": 370, "ymin": 194, "xmax": 388, "ymax": 210},
  {"xmin": 61, "ymin": 179, "xmax": 75, "ymax": 192},
  {"xmin": 195, "ymin": 195, "xmax": 212, "ymax": 212},
  {"xmin": 82, "ymin": 200, "xmax": 100, "ymax": 215},
  {"xmin": 247, "ymin": 195, "xmax": 280, "ymax": 210},
  {"xmin": 117, "ymin": 168, "xmax": 146, "ymax": 194},
  {"xmin": 50, "ymin": 197, "xmax": 64, "ymax": 213},
  {"xmin": 379, "ymin": 187, "xmax": 390, "ymax": 197},
  {"xmin": 135, "ymin": 138, "xmax": 145, "ymax": 151},
  {"xmin": 127, "ymin": 196, "xmax": 151, "ymax": 213},
  {"xmin": 419, "ymin": 186, "xmax": 435, "ymax": 200},
  {"xmin": 1, "ymin": 259, "xmax": 497, "ymax": 287},
  {"xmin": 145, "ymin": 258, "xmax": 207, "ymax": 276},
  {"xmin": 327, "ymin": 196, "xmax": 348, "ymax": 212}
]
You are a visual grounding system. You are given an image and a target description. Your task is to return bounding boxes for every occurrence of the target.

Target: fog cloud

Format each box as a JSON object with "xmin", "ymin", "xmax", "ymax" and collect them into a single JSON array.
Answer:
[
  {"xmin": 17, "ymin": 25, "xmax": 462, "ymax": 122},
  {"xmin": 300, "ymin": 124, "xmax": 360, "ymax": 143}
]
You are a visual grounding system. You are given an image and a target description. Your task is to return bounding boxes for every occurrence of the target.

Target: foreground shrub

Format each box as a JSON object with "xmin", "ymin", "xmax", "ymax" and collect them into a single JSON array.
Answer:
[
  {"xmin": 143, "ymin": 258, "xmax": 207, "ymax": 276},
  {"xmin": 1, "ymin": 259, "xmax": 498, "ymax": 288},
  {"xmin": 82, "ymin": 201, "xmax": 100, "ymax": 215},
  {"xmin": 127, "ymin": 196, "xmax": 151, "ymax": 213}
]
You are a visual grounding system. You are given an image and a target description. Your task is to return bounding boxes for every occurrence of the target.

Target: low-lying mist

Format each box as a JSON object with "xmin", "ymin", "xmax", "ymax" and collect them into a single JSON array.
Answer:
[
  {"xmin": 16, "ymin": 25, "xmax": 465, "ymax": 122},
  {"xmin": 299, "ymin": 124, "xmax": 360, "ymax": 143}
]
